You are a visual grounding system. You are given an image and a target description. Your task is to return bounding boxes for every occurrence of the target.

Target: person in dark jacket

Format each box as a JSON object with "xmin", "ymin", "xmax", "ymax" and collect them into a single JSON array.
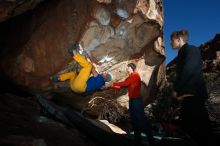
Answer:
[
  {"xmin": 106, "ymin": 63, "xmax": 155, "ymax": 146},
  {"xmin": 170, "ymin": 29, "xmax": 215, "ymax": 146}
]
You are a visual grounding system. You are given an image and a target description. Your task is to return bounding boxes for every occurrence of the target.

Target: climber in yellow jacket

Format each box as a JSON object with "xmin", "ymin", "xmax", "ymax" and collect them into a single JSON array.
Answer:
[{"xmin": 51, "ymin": 43, "xmax": 112, "ymax": 94}]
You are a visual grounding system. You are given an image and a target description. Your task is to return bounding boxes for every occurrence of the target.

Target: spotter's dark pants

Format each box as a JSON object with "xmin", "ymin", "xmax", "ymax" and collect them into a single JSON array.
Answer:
[
  {"xmin": 129, "ymin": 98, "xmax": 154, "ymax": 145},
  {"xmin": 180, "ymin": 96, "xmax": 216, "ymax": 146}
]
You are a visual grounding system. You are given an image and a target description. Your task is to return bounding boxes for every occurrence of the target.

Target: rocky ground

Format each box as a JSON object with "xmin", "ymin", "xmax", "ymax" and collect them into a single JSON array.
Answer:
[
  {"xmin": 0, "ymin": 93, "xmax": 206, "ymax": 146},
  {"xmin": 0, "ymin": 94, "xmax": 100, "ymax": 146}
]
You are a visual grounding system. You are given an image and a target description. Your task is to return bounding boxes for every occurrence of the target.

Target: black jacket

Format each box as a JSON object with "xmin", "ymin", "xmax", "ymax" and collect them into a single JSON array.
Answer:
[{"xmin": 174, "ymin": 43, "xmax": 208, "ymax": 99}]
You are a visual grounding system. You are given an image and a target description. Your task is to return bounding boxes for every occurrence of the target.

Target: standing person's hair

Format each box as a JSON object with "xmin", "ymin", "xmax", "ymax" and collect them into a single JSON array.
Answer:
[
  {"xmin": 170, "ymin": 29, "xmax": 189, "ymax": 42},
  {"xmin": 127, "ymin": 63, "xmax": 136, "ymax": 71}
]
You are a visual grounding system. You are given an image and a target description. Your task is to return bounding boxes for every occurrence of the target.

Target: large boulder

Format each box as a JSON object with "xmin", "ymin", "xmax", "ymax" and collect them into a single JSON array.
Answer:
[{"xmin": 0, "ymin": 0, "xmax": 165, "ymax": 120}]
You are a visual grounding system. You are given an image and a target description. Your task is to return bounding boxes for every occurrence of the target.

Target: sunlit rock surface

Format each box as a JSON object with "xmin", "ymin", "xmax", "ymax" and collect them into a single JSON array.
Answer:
[
  {"xmin": 0, "ymin": 0, "xmax": 165, "ymax": 121},
  {"xmin": 200, "ymin": 34, "xmax": 220, "ymax": 123},
  {"xmin": 200, "ymin": 34, "xmax": 220, "ymax": 72}
]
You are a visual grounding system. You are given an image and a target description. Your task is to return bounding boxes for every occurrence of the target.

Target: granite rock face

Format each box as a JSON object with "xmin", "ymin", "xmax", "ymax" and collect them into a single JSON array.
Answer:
[
  {"xmin": 199, "ymin": 34, "xmax": 220, "ymax": 123},
  {"xmin": 0, "ymin": 0, "xmax": 165, "ymax": 118},
  {"xmin": 200, "ymin": 34, "xmax": 220, "ymax": 72}
]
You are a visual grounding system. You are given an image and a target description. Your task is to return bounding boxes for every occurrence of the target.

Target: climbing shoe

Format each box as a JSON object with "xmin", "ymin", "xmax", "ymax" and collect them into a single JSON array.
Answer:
[
  {"xmin": 50, "ymin": 74, "xmax": 60, "ymax": 82},
  {"xmin": 74, "ymin": 63, "xmax": 81, "ymax": 74},
  {"xmin": 81, "ymin": 50, "xmax": 90, "ymax": 58},
  {"xmin": 68, "ymin": 43, "xmax": 80, "ymax": 56}
]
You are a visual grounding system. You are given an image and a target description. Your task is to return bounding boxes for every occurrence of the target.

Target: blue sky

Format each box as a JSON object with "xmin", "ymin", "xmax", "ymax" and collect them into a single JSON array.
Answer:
[{"xmin": 163, "ymin": 0, "xmax": 220, "ymax": 64}]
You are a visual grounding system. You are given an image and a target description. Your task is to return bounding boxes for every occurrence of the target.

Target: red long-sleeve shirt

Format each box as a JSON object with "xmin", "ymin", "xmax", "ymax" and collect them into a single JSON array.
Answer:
[{"xmin": 112, "ymin": 71, "xmax": 141, "ymax": 99}]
